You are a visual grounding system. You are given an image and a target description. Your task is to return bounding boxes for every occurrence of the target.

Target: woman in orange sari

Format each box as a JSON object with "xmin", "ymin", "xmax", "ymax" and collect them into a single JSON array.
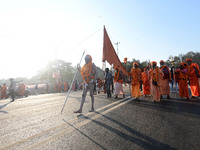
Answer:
[{"xmin": 149, "ymin": 61, "xmax": 164, "ymax": 102}]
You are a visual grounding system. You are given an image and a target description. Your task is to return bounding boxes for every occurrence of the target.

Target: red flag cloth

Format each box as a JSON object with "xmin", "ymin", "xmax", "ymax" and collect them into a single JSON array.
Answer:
[
  {"xmin": 53, "ymin": 72, "xmax": 60, "ymax": 79},
  {"xmin": 102, "ymin": 26, "xmax": 128, "ymax": 76}
]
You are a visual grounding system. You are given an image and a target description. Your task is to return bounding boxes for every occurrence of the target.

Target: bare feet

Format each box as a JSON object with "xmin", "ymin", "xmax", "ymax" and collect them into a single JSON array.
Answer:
[
  {"xmin": 89, "ymin": 108, "xmax": 94, "ymax": 112},
  {"xmin": 74, "ymin": 109, "xmax": 82, "ymax": 113}
]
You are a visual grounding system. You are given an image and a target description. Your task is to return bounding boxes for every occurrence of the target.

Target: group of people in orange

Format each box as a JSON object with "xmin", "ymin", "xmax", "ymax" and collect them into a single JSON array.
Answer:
[
  {"xmin": 0, "ymin": 83, "xmax": 26, "ymax": 100},
  {"xmin": 18, "ymin": 83, "xmax": 26, "ymax": 97},
  {"xmin": 0, "ymin": 84, "xmax": 7, "ymax": 99},
  {"xmin": 54, "ymin": 81, "xmax": 69, "ymax": 93},
  {"xmin": 114, "ymin": 58, "xmax": 200, "ymax": 102}
]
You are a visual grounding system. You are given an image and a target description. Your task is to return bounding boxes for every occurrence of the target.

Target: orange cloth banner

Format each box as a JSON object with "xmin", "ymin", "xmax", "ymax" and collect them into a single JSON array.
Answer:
[{"xmin": 102, "ymin": 26, "xmax": 128, "ymax": 76}]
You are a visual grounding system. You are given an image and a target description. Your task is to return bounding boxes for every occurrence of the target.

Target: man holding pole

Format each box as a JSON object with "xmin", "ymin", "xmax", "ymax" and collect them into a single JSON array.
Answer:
[{"xmin": 74, "ymin": 54, "xmax": 97, "ymax": 113}]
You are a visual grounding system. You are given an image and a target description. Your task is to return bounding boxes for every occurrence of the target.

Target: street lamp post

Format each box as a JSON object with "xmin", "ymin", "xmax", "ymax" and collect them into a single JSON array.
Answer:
[{"xmin": 115, "ymin": 42, "xmax": 120, "ymax": 56}]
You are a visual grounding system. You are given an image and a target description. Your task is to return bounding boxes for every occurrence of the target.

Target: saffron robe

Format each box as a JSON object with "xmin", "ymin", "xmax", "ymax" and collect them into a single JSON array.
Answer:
[
  {"xmin": 129, "ymin": 68, "xmax": 142, "ymax": 98},
  {"xmin": 188, "ymin": 63, "xmax": 200, "ymax": 97},
  {"xmin": 177, "ymin": 69, "xmax": 189, "ymax": 99},
  {"xmin": 160, "ymin": 66, "xmax": 171, "ymax": 95},
  {"xmin": 142, "ymin": 70, "xmax": 150, "ymax": 95},
  {"xmin": 149, "ymin": 68, "xmax": 164, "ymax": 101}
]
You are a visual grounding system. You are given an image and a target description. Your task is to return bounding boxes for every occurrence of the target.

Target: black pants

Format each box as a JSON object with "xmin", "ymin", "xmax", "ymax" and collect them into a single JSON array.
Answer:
[
  {"xmin": 106, "ymin": 83, "xmax": 111, "ymax": 97},
  {"xmin": 10, "ymin": 89, "xmax": 15, "ymax": 101}
]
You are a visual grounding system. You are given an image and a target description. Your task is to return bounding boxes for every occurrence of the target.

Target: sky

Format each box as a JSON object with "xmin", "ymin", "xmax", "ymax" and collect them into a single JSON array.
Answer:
[{"xmin": 0, "ymin": 0, "xmax": 200, "ymax": 79}]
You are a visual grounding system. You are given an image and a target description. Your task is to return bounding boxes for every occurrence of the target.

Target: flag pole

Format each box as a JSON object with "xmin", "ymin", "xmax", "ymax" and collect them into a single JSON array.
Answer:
[{"xmin": 61, "ymin": 50, "xmax": 85, "ymax": 114}]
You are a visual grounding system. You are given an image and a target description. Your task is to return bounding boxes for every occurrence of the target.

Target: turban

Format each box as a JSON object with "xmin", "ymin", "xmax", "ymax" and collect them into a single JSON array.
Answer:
[
  {"xmin": 183, "ymin": 62, "xmax": 188, "ymax": 68},
  {"xmin": 179, "ymin": 62, "xmax": 184, "ymax": 66},
  {"xmin": 85, "ymin": 54, "xmax": 92, "ymax": 62},
  {"xmin": 114, "ymin": 66, "xmax": 120, "ymax": 70},
  {"xmin": 186, "ymin": 58, "xmax": 192, "ymax": 62},
  {"xmin": 133, "ymin": 62, "xmax": 139, "ymax": 67},
  {"xmin": 151, "ymin": 61, "xmax": 157, "ymax": 66},
  {"xmin": 160, "ymin": 60, "xmax": 165, "ymax": 64},
  {"xmin": 180, "ymin": 62, "xmax": 188, "ymax": 68}
]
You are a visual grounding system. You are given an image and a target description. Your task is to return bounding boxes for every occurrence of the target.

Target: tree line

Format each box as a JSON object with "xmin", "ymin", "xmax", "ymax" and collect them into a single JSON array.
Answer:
[
  {"xmin": 122, "ymin": 51, "xmax": 200, "ymax": 72},
  {"xmin": 0, "ymin": 51, "xmax": 199, "ymax": 85}
]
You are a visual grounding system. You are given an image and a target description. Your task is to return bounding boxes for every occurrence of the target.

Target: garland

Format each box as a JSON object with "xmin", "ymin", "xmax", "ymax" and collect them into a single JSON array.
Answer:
[
  {"xmin": 179, "ymin": 69, "xmax": 187, "ymax": 80},
  {"xmin": 160, "ymin": 65, "xmax": 166, "ymax": 71},
  {"xmin": 151, "ymin": 68, "xmax": 159, "ymax": 82},
  {"xmin": 81, "ymin": 61, "xmax": 93, "ymax": 83},
  {"xmin": 131, "ymin": 68, "xmax": 139, "ymax": 81},
  {"xmin": 114, "ymin": 71, "xmax": 120, "ymax": 82}
]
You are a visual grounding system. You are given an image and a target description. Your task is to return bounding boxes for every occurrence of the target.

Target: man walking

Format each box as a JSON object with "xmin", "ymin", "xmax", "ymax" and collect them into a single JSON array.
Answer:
[
  {"xmin": 74, "ymin": 54, "xmax": 97, "ymax": 113},
  {"xmin": 104, "ymin": 68, "xmax": 113, "ymax": 98},
  {"xmin": 9, "ymin": 78, "xmax": 22, "ymax": 102}
]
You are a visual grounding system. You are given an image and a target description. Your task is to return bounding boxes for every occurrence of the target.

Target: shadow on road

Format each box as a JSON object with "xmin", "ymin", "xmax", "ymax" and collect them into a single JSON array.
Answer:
[
  {"xmin": 132, "ymin": 98, "xmax": 200, "ymax": 119},
  {"xmin": 62, "ymin": 119, "xmax": 107, "ymax": 150},
  {"xmin": 84, "ymin": 112, "xmax": 177, "ymax": 150},
  {"xmin": 0, "ymin": 102, "xmax": 10, "ymax": 114}
]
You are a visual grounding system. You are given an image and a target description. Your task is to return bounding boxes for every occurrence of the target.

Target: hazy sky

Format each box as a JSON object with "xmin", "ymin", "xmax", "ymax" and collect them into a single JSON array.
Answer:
[{"xmin": 0, "ymin": 0, "xmax": 200, "ymax": 79}]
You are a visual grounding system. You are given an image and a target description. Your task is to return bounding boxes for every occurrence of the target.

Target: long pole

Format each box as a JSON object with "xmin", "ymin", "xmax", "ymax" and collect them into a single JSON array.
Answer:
[{"xmin": 60, "ymin": 50, "xmax": 85, "ymax": 114}]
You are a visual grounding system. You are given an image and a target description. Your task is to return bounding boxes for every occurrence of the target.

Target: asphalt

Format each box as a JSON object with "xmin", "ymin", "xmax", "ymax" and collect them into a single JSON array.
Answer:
[{"xmin": 0, "ymin": 87, "xmax": 200, "ymax": 150}]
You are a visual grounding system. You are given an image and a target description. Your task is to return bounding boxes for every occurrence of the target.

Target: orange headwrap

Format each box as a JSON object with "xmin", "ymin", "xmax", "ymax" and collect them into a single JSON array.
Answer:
[
  {"xmin": 133, "ymin": 62, "xmax": 139, "ymax": 67},
  {"xmin": 180, "ymin": 62, "xmax": 188, "ymax": 68},
  {"xmin": 114, "ymin": 66, "xmax": 120, "ymax": 70},
  {"xmin": 124, "ymin": 57, "xmax": 127, "ymax": 64},
  {"xmin": 186, "ymin": 58, "xmax": 192, "ymax": 62},
  {"xmin": 179, "ymin": 62, "xmax": 184, "ymax": 66},
  {"xmin": 151, "ymin": 61, "xmax": 157, "ymax": 66},
  {"xmin": 160, "ymin": 60, "xmax": 165, "ymax": 64}
]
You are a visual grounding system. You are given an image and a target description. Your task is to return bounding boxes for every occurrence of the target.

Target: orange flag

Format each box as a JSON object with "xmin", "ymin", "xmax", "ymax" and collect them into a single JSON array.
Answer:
[{"xmin": 102, "ymin": 26, "xmax": 128, "ymax": 76}]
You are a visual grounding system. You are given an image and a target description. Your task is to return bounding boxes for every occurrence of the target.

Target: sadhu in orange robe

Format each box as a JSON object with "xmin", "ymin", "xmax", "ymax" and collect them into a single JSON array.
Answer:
[
  {"xmin": 1, "ymin": 84, "xmax": 7, "ymax": 99},
  {"xmin": 175, "ymin": 63, "xmax": 189, "ymax": 99},
  {"xmin": 149, "ymin": 61, "xmax": 164, "ymax": 102},
  {"xmin": 19, "ymin": 83, "xmax": 25, "ymax": 96},
  {"xmin": 114, "ymin": 66, "xmax": 125, "ymax": 98},
  {"xmin": 64, "ymin": 81, "xmax": 68, "ymax": 92},
  {"xmin": 142, "ymin": 68, "xmax": 150, "ymax": 96},
  {"xmin": 186, "ymin": 59, "xmax": 200, "ymax": 98},
  {"xmin": 159, "ymin": 60, "xmax": 171, "ymax": 98},
  {"xmin": 129, "ymin": 62, "xmax": 142, "ymax": 99}
]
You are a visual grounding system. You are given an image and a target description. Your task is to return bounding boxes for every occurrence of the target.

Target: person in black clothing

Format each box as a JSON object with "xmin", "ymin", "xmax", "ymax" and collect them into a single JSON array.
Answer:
[{"xmin": 104, "ymin": 68, "xmax": 113, "ymax": 98}]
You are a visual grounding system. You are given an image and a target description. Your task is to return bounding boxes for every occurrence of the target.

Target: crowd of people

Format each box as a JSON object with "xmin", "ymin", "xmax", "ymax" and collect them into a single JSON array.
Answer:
[
  {"xmin": 0, "ymin": 79, "xmax": 83, "ymax": 102},
  {"xmin": 111, "ymin": 58, "xmax": 200, "ymax": 102},
  {"xmin": 1, "ymin": 54, "xmax": 199, "ymax": 113}
]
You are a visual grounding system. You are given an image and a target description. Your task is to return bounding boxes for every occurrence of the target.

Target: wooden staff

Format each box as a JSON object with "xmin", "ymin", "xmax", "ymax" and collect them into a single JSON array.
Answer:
[{"xmin": 61, "ymin": 50, "xmax": 85, "ymax": 114}]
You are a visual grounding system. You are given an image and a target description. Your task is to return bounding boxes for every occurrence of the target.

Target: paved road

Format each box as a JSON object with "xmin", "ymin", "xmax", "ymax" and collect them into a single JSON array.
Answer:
[{"xmin": 0, "ymin": 87, "xmax": 200, "ymax": 150}]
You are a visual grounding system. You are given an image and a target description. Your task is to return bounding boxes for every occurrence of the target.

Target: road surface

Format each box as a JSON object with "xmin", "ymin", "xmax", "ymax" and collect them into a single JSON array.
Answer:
[{"xmin": 0, "ymin": 87, "xmax": 200, "ymax": 150}]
